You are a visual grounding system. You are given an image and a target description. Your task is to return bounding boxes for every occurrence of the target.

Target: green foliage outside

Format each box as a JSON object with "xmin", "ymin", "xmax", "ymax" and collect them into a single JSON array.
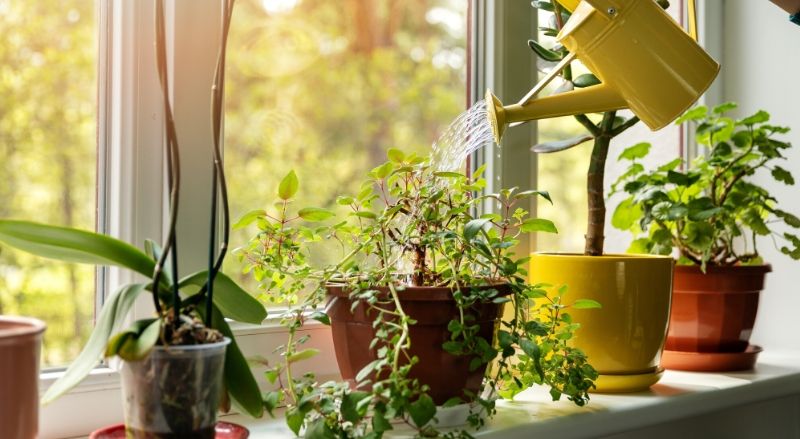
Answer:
[
  {"xmin": 612, "ymin": 103, "xmax": 800, "ymax": 268},
  {"xmin": 0, "ymin": 2, "xmax": 97, "ymax": 367}
]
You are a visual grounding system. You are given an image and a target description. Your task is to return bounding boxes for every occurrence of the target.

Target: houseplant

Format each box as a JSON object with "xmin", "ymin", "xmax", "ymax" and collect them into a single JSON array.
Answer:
[
  {"xmin": 612, "ymin": 103, "xmax": 799, "ymax": 371},
  {"xmin": 236, "ymin": 150, "xmax": 599, "ymax": 437},
  {"xmin": 522, "ymin": 0, "xmax": 675, "ymax": 391},
  {"xmin": 0, "ymin": 0, "xmax": 266, "ymax": 436}
]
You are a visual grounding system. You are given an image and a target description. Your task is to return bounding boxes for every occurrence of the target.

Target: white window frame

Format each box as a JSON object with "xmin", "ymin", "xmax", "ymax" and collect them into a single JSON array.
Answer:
[{"xmin": 37, "ymin": 1, "xmax": 535, "ymax": 437}]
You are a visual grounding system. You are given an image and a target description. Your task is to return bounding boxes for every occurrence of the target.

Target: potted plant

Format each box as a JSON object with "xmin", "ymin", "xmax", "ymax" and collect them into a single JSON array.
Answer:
[
  {"xmin": 0, "ymin": 1, "xmax": 266, "ymax": 436},
  {"xmin": 0, "ymin": 316, "xmax": 45, "ymax": 439},
  {"xmin": 519, "ymin": 0, "xmax": 675, "ymax": 391},
  {"xmin": 612, "ymin": 103, "xmax": 799, "ymax": 371},
  {"xmin": 235, "ymin": 150, "xmax": 599, "ymax": 437}
]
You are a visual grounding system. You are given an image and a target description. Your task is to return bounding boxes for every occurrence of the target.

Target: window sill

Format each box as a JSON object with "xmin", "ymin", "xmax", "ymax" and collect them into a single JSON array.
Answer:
[{"xmin": 219, "ymin": 349, "xmax": 800, "ymax": 438}]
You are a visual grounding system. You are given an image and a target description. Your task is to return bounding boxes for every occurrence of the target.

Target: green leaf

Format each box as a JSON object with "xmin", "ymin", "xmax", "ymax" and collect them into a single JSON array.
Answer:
[
  {"xmin": 775, "ymin": 209, "xmax": 800, "ymax": 228},
  {"xmin": 336, "ymin": 196, "xmax": 355, "ymax": 206},
  {"xmin": 657, "ymin": 158, "xmax": 683, "ymax": 172},
  {"xmin": 497, "ymin": 330, "xmax": 513, "ymax": 349},
  {"xmin": 712, "ymin": 102, "xmax": 737, "ymax": 114},
  {"xmin": 371, "ymin": 161, "xmax": 394, "ymax": 179},
  {"xmin": 387, "ymin": 148, "xmax": 405, "ymax": 163},
  {"xmin": 618, "ymin": 142, "xmax": 651, "ymax": 161},
  {"xmin": 372, "ymin": 404, "xmax": 393, "ymax": 433},
  {"xmin": 287, "ymin": 348, "xmax": 320, "ymax": 364},
  {"xmin": 611, "ymin": 198, "xmax": 642, "ymax": 230},
  {"xmin": 434, "ymin": 171, "xmax": 466, "ymax": 179},
  {"xmin": 109, "ymin": 318, "xmax": 160, "ymax": 361},
  {"xmin": 341, "ymin": 391, "xmax": 371, "ymax": 423},
  {"xmin": 653, "ymin": 201, "xmax": 688, "ymax": 221},
  {"xmin": 42, "ymin": 283, "xmax": 147, "ymax": 404},
  {"xmin": 0, "ymin": 220, "xmax": 155, "ymax": 277},
  {"xmin": 521, "ymin": 218, "xmax": 558, "ymax": 234},
  {"xmin": 572, "ymin": 74, "xmax": 600, "ymax": 88},
  {"xmin": 233, "ymin": 209, "xmax": 266, "ymax": 229},
  {"xmin": 667, "ymin": 170, "xmax": 700, "ymax": 187},
  {"xmin": 687, "ymin": 198, "xmax": 723, "ymax": 221},
  {"xmin": 527, "ymin": 39, "xmax": 562, "ymax": 62},
  {"xmin": 464, "ymin": 218, "xmax": 491, "ymax": 240},
  {"xmin": 179, "ymin": 271, "xmax": 266, "ymax": 324},
  {"xmin": 772, "ymin": 166, "xmax": 795, "ymax": 185},
  {"xmin": 409, "ymin": 394, "xmax": 436, "ymax": 428},
  {"xmin": 286, "ymin": 407, "xmax": 305, "ymax": 436},
  {"xmin": 531, "ymin": 134, "xmax": 593, "ymax": 153},
  {"xmin": 204, "ymin": 305, "xmax": 264, "ymax": 418},
  {"xmin": 143, "ymin": 239, "xmax": 162, "ymax": 262},
  {"xmin": 310, "ymin": 311, "xmax": 331, "ymax": 325},
  {"xmin": 298, "ymin": 207, "xmax": 335, "ymax": 222},
  {"xmin": 739, "ymin": 110, "xmax": 770, "ymax": 126},
  {"xmin": 675, "ymin": 106, "xmax": 707, "ymax": 124},
  {"xmin": 278, "ymin": 170, "xmax": 299, "ymax": 200},
  {"xmin": 353, "ymin": 211, "xmax": 377, "ymax": 220},
  {"xmin": 305, "ymin": 419, "xmax": 336, "ymax": 439},
  {"xmin": 627, "ymin": 238, "xmax": 650, "ymax": 254},
  {"xmin": 263, "ymin": 391, "xmax": 281, "ymax": 416},
  {"xmin": 573, "ymin": 299, "xmax": 602, "ymax": 309}
]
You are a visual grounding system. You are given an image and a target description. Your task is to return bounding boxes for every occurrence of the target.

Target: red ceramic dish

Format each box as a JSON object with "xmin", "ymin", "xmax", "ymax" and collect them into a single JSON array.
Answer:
[
  {"xmin": 89, "ymin": 421, "xmax": 249, "ymax": 439},
  {"xmin": 662, "ymin": 344, "xmax": 762, "ymax": 372}
]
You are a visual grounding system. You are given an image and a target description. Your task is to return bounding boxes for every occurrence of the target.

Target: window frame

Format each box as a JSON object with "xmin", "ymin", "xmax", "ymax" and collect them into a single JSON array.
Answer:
[{"xmin": 38, "ymin": 1, "xmax": 536, "ymax": 436}]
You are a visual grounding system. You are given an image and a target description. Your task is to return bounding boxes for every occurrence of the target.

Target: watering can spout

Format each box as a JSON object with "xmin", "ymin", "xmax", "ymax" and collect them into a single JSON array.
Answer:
[{"xmin": 486, "ymin": 86, "xmax": 626, "ymax": 143}]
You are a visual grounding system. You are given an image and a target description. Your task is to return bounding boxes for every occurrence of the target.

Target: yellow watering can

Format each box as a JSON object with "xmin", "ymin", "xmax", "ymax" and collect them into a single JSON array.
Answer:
[{"xmin": 487, "ymin": 0, "xmax": 719, "ymax": 143}]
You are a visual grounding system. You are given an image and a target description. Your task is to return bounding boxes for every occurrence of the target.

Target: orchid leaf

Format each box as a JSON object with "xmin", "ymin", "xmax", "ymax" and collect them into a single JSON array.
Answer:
[{"xmin": 179, "ymin": 271, "xmax": 266, "ymax": 325}]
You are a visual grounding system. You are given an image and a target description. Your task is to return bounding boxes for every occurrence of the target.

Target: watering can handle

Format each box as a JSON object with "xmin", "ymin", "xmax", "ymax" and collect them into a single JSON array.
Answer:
[{"xmin": 578, "ymin": 0, "xmax": 700, "ymax": 41}]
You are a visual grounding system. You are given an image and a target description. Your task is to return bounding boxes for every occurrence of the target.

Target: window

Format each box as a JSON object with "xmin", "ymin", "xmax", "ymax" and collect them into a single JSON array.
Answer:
[
  {"xmin": 223, "ymin": 0, "xmax": 469, "ymax": 296},
  {"xmin": 0, "ymin": 1, "xmax": 98, "ymax": 368}
]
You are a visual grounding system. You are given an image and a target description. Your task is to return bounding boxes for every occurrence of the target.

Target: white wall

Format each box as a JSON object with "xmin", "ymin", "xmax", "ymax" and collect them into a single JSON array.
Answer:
[{"xmin": 722, "ymin": 0, "xmax": 800, "ymax": 350}]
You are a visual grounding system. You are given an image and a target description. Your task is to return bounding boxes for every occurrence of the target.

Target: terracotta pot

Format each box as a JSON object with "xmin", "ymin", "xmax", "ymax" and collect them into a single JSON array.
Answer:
[
  {"xmin": 666, "ymin": 264, "xmax": 771, "ymax": 353},
  {"xmin": 0, "ymin": 315, "xmax": 46, "ymax": 439},
  {"xmin": 326, "ymin": 284, "xmax": 509, "ymax": 405},
  {"xmin": 529, "ymin": 253, "xmax": 673, "ymax": 392}
]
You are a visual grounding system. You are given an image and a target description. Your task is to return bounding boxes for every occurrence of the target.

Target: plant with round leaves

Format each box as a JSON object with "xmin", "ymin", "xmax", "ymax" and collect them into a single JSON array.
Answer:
[
  {"xmin": 236, "ymin": 149, "xmax": 598, "ymax": 438},
  {"xmin": 612, "ymin": 103, "xmax": 800, "ymax": 269}
]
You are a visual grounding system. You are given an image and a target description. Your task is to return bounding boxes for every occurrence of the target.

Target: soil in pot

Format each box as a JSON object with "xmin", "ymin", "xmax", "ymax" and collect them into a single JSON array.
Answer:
[
  {"xmin": 0, "ymin": 316, "xmax": 46, "ymax": 439},
  {"xmin": 325, "ymin": 283, "xmax": 510, "ymax": 405},
  {"xmin": 120, "ymin": 338, "xmax": 230, "ymax": 439},
  {"xmin": 666, "ymin": 264, "xmax": 771, "ymax": 353}
]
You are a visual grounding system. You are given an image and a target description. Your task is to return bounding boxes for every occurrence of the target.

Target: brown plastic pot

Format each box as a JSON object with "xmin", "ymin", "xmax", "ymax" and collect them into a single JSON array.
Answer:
[
  {"xmin": 0, "ymin": 316, "xmax": 46, "ymax": 439},
  {"xmin": 326, "ymin": 283, "xmax": 509, "ymax": 405},
  {"xmin": 665, "ymin": 264, "xmax": 771, "ymax": 353}
]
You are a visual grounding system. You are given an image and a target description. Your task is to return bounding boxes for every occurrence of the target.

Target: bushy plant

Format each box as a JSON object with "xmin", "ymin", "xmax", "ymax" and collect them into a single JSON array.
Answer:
[
  {"xmin": 237, "ymin": 149, "xmax": 599, "ymax": 438},
  {"xmin": 612, "ymin": 103, "xmax": 800, "ymax": 268}
]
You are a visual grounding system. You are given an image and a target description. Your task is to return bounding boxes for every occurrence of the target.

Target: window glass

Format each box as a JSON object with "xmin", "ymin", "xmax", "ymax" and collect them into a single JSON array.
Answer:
[
  {"xmin": 224, "ymin": 0, "xmax": 468, "ymax": 297},
  {"xmin": 0, "ymin": 1, "xmax": 97, "ymax": 367}
]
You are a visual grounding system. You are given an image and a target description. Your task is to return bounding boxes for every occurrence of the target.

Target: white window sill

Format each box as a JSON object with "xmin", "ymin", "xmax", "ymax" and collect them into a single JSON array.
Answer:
[{"xmin": 218, "ymin": 350, "xmax": 800, "ymax": 438}]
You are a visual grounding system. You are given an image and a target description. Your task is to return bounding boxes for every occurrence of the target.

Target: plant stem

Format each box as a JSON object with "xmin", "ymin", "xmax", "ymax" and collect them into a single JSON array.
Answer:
[{"xmin": 584, "ymin": 111, "xmax": 616, "ymax": 256}]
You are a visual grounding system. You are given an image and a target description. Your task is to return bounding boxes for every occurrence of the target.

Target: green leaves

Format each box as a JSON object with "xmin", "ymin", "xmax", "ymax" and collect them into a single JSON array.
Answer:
[
  {"xmin": 572, "ymin": 74, "xmax": 600, "ymax": 88},
  {"xmin": 0, "ymin": 220, "xmax": 155, "ymax": 277},
  {"xmin": 42, "ymin": 283, "xmax": 147, "ymax": 404},
  {"xmin": 341, "ymin": 391, "xmax": 371, "ymax": 423},
  {"xmin": 521, "ymin": 218, "xmax": 558, "ymax": 234},
  {"xmin": 618, "ymin": 142, "xmax": 651, "ymax": 161},
  {"xmin": 527, "ymin": 39, "xmax": 562, "ymax": 62},
  {"xmin": 298, "ymin": 207, "xmax": 335, "ymax": 222},
  {"xmin": 464, "ymin": 218, "xmax": 491, "ymax": 240},
  {"xmin": 179, "ymin": 270, "xmax": 266, "ymax": 324},
  {"xmin": 611, "ymin": 198, "xmax": 642, "ymax": 230},
  {"xmin": 233, "ymin": 209, "xmax": 266, "ymax": 229},
  {"xmin": 772, "ymin": 166, "xmax": 795, "ymax": 185},
  {"xmin": 408, "ymin": 394, "xmax": 436, "ymax": 428},
  {"xmin": 573, "ymin": 299, "xmax": 602, "ymax": 309},
  {"xmin": 739, "ymin": 110, "xmax": 770, "ymax": 126},
  {"xmin": 278, "ymin": 170, "xmax": 299, "ymax": 200},
  {"xmin": 105, "ymin": 318, "xmax": 160, "ymax": 361},
  {"xmin": 674, "ymin": 105, "xmax": 707, "ymax": 124}
]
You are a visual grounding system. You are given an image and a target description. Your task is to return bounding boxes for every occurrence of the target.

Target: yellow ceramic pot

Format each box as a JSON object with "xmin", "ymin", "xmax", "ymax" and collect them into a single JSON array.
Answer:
[{"xmin": 529, "ymin": 253, "xmax": 673, "ymax": 392}]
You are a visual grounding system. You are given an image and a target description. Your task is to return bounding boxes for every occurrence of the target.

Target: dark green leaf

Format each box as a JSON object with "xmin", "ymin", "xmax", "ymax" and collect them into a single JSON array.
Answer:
[
  {"xmin": 464, "ymin": 218, "xmax": 491, "ymax": 240},
  {"xmin": 687, "ymin": 198, "xmax": 723, "ymax": 221},
  {"xmin": 532, "ymin": 134, "xmax": 593, "ymax": 153},
  {"xmin": 527, "ymin": 39, "xmax": 562, "ymax": 62},
  {"xmin": 775, "ymin": 209, "xmax": 800, "ymax": 228},
  {"xmin": 286, "ymin": 407, "xmax": 304, "ymax": 436},
  {"xmin": 772, "ymin": 166, "xmax": 795, "ymax": 185},
  {"xmin": 310, "ymin": 311, "xmax": 331, "ymax": 325},
  {"xmin": 572, "ymin": 74, "xmax": 600, "ymax": 88},
  {"xmin": 341, "ymin": 391, "xmax": 371, "ymax": 423},
  {"xmin": 409, "ymin": 394, "xmax": 436, "ymax": 428},
  {"xmin": 0, "ymin": 220, "xmax": 155, "ymax": 277},
  {"xmin": 278, "ymin": 170, "xmax": 299, "ymax": 200},
  {"xmin": 179, "ymin": 271, "xmax": 266, "ymax": 324}
]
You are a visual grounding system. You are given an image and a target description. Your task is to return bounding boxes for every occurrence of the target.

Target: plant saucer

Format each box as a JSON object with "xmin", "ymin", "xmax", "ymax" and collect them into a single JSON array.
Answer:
[{"xmin": 89, "ymin": 421, "xmax": 249, "ymax": 439}]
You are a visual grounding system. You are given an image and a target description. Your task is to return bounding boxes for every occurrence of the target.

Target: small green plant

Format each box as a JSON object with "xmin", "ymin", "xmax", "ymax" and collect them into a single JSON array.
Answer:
[
  {"xmin": 612, "ymin": 103, "xmax": 800, "ymax": 268},
  {"xmin": 237, "ymin": 149, "xmax": 598, "ymax": 438}
]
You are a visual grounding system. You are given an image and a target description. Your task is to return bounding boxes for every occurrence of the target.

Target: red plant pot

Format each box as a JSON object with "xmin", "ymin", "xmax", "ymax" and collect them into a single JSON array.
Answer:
[
  {"xmin": 665, "ymin": 265, "xmax": 771, "ymax": 353},
  {"xmin": 326, "ymin": 284, "xmax": 508, "ymax": 405}
]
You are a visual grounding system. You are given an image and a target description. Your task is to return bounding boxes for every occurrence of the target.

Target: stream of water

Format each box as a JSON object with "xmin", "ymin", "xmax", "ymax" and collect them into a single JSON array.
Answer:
[{"xmin": 429, "ymin": 99, "xmax": 494, "ymax": 172}]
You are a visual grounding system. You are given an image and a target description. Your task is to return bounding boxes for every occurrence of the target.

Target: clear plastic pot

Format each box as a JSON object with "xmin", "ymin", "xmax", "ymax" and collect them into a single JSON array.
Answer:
[{"xmin": 120, "ymin": 337, "xmax": 230, "ymax": 439}]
